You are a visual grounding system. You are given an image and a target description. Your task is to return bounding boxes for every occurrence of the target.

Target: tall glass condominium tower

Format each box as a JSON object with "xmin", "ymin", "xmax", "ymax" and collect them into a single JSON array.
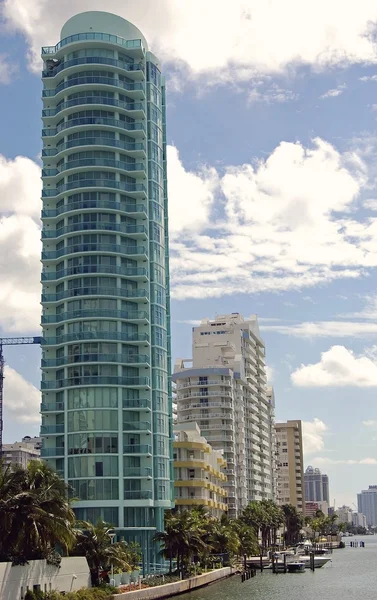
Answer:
[{"xmin": 40, "ymin": 11, "xmax": 173, "ymax": 567}]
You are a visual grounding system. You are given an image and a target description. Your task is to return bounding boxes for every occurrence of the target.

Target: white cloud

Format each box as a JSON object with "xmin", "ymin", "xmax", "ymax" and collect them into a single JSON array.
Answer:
[
  {"xmin": 302, "ymin": 418, "xmax": 327, "ymax": 453},
  {"xmin": 262, "ymin": 321, "xmax": 377, "ymax": 337},
  {"xmin": 3, "ymin": 0, "xmax": 377, "ymax": 85},
  {"xmin": 167, "ymin": 146, "xmax": 218, "ymax": 234},
  {"xmin": 362, "ymin": 420, "xmax": 377, "ymax": 427},
  {"xmin": 0, "ymin": 155, "xmax": 41, "ymax": 218},
  {"xmin": 320, "ymin": 84, "xmax": 346, "ymax": 99},
  {"xmin": 0, "ymin": 54, "xmax": 18, "ymax": 84},
  {"xmin": 265, "ymin": 365, "xmax": 274, "ymax": 382},
  {"xmin": 170, "ymin": 137, "xmax": 374, "ymax": 300},
  {"xmin": 248, "ymin": 84, "xmax": 297, "ymax": 104},
  {"xmin": 311, "ymin": 456, "xmax": 377, "ymax": 465},
  {"xmin": 291, "ymin": 345, "xmax": 377, "ymax": 387},
  {"xmin": 360, "ymin": 75, "xmax": 377, "ymax": 81},
  {"xmin": 3, "ymin": 366, "xmax": 40, "ymax": 423},
  {"xmin": 0, "ymin": 152, "xmax": 42, "ymax": 333}
]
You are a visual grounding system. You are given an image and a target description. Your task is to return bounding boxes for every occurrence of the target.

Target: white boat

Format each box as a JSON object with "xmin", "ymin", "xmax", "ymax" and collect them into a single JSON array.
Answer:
[
  {"xmin": 295, "ymin": 555, "xmax": 331, "ymax": 569},
  {"xmin": 287, "ymin": 562, "xmax": 306, "ymax": 573}
]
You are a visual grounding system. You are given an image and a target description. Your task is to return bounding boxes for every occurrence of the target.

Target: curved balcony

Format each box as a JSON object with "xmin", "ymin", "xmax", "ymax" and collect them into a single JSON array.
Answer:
[
  {"xmin": 42, "ymin": 117, "xmax": 145, "ymax": 138},
  {"xmin": 42, "ymin": 331, "xmax": 149, "ymax": 346},
  {"xmin": 123, "ymin": 444, "xmax": 152, "ymax": 455},
  {"xmin": 42, "ymin": 77, "xmax": 145, "ymax": 98},
  {"xmin": 40, "ymin": 402, "xmax": 64, "ymax": 412},
  {"xmin": 40, "ymin": 424, "xmax": 65, "ymax": 435},
  {"xmin": 42, "ymin": 266, "xmax": 147, "ymax": 282},
  {"xmin": 123, "ymin": 467, "xmax": 152, "ymax": 478},
  {"xmin": 42, "ymin": 309, "xmax": 149, "ymax": 324},
  {"xmin": 42, "ymin": 180, "xmax": 147, "ymax": 198},
  {"xmin": 42, "ymin": 222, "xmax": 147, "ymax": 239},
  {"xmin": 42, "ymin": 32, "xmax": 144, "ymax": 56},
  {"xmin": 40, "ymin": 447, "xmax": 64, "ymax": 457},
  {"xmin": 43, "ymin": 98, "xmax": 145, "ymax": 119},
  {"xmin": 123, "ymin": 490, "xmax": 152, "ymax": 500},
  {"xmin": 123, "ymin": 421, "xmax": 151, "ymax": 432},
  {"xmin": 41, "ymin": 286, "xmax": 149, "ymax": 303},
  {"xmin": 43, "ymin": 159, "xmax": 145, "ymax": 178},
  {"xmin": 41, "ymin": 376, "xmax": 150, "ymax": 390},
  {"xmin": 42, "ymin": 138, "xmax": 146, "ymax": 158},
  {"xmin": 42, "ymin": 201, "xmax": 147, "ymax": 219},
  {"xmin": 42, "ymin": 244, "xmax": 147, "ymax": 261},
  {"xmin": 42, "ymin": 353, "xmax": 150, "ymax": 368},
  {"xmin": 122, "ymin": 398, "xmax": 151, "ymax": 411},
  {"xmin": 42, "ymin": 56, "xmax": 144, "ymax": 79}
]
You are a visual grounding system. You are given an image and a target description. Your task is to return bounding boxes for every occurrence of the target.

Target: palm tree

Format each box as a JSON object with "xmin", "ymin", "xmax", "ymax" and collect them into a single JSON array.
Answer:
[
  {"xmin": 282, "ymin": 504, "xmax": 303, "ymax": 546},
  {"xmin": 73, "ymin": 520, "xmax": 138, "ymax": 586},
  {"xmin": 0, "ymin": 461, "xmax": 76, "ymax": 564}
]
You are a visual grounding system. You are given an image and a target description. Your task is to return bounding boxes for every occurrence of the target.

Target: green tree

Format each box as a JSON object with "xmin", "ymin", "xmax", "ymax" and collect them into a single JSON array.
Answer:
[
  {"xmin": 0, "ymin": 461, "xmax": 75, "ymax": 564},
  {"xmin": 282, "ymin": 504, "xmax": 303, "ymax": 546},
  {"xmin": 73, "ymin": 520, "xmax": 138, "ymax": 586}
]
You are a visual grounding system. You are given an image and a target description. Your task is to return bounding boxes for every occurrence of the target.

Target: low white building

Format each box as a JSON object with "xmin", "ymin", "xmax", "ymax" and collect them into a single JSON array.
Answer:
[
  {"xmin": 2, "ymin": 443, "xmax": 40, "ymax": 470},
  {"xmin": 336, "ymin": 505, "xmax": 353, "ymax": 524},
  {"xmin": 0, "ymin": 557, "xmax": 90, "ymax": 600},
  {"xmin": 352, "ymin": 511, "xmax": 367, "ymax": 529}
]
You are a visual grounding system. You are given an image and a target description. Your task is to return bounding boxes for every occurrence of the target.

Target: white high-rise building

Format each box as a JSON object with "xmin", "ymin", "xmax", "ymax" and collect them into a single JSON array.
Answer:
[{"xmin": 173, "ymin": 313, "xmax": 275, "ymax": 517}]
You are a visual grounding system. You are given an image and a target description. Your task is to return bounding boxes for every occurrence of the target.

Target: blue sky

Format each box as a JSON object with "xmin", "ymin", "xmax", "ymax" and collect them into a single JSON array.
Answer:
[{"xmin": 2, "ymin": 0, "xmax": 377, "ymax": 507}]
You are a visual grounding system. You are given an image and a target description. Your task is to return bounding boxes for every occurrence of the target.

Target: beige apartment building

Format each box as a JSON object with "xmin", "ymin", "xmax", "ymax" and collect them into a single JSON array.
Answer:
[
  {"xmin": 2, "ymin": 442, "xmax": 40, "ymax": 469},
  {"xmin": 173, "ymin": 422, "xmax": 228, "ymax": 517},
  {"xmin": 173, "ymin": 313, "xmax": 275, "ymax": 518},
  {"xmin": 275, "ymin": 420, "xmax": 305, "ymax": 512}
]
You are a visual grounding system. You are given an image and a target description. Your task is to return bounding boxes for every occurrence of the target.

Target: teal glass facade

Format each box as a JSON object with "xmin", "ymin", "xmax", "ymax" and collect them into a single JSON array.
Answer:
[{"xmin": 40, "ymin": 11, "xmax": 173, "ymax": 570}]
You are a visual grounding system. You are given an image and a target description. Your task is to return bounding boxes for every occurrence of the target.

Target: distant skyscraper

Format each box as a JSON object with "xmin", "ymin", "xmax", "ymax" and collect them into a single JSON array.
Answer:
[
  {"xmin": 358, "ymin": 486, "xmax": 377, "ymax": 527},
  {"xmin": 304, "ymin": 466, "xmax": 330, "ymax": 504},
  {"xmin": 173, "ymin": 313, "xmax": 275, "ymax": 517},
  {"xmin": 40, "ymin": 10, "xmax": 173, "ymax": 569},
  {"xmin": 275, "ymin": 420, "xmax": 305, "ymax": 512}
]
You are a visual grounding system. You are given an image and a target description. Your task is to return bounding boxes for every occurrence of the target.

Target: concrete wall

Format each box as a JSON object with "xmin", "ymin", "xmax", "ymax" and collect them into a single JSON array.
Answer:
[
  {"xmin": 0, "ymin": 557, "xmax": 91, "ymax": 600},
  {"xmin": 114, "ymin": 567, "xmax": 234, "ymax": 600}
]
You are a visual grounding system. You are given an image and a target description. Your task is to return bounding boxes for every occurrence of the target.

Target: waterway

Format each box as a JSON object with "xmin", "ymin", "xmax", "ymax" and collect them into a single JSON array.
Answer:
[{"xmin": 172, "ymin": 536, "xmax": 377, "ymax": 600}]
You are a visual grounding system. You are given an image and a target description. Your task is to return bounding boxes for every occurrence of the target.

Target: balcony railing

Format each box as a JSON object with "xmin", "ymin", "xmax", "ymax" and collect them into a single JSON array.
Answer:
[
  {"xmin": 41, "ymin": 353, "xmax": 150, "ymax": 367},
  {"xmin": 42, "ymin": 78, "xmax": 145, "ymax": 98},
  {"xmin": 42, "ymin": 244, "xmax": 147, "ymax": 260},
  {"xmin": 43, "ymin": 98, "xmax": 144, "ymax": 118},
  {"xmin": 123, "ymin": 421, "xmax": 151, "ymax": 431},
  {"xmin": 40, "ymin": 424, "xmax": 65, "ymax": 434},
  {"xmin": 40, "ymin": 447, "xmax": 64, "ymax": 457},
  {"xmin": 41, "ymin": 376, "xmax": 150, "ymax": 389},
  {"xmin": 123, "ymin": 444, "xmax": 152, "ymax": 455},
  {"xmin": 41, "ymin": 265, "xmax": 148, "ymax": 280},
  {"xmin": 40, "ymin": 402, "xmax": 64, "ymax": 412},
  {"xmin": 42, "ymin": 159, "xmax": 145, "ymax": 177},
  {"xmin": 124, "ymin": 490, "xmax": 152, "ymax": 500},
  {"xmin": 42, "ymin": 331, "xmax": 149, "ymax": 345},
  {"xmin": 41, "ymin": 32, "xmax": 144, "ymax": 56},
  {"xmin": 41, "ymin": 286, "xmax": 149, "ymax": 303},
  {"xmin": 42, "ymin": 223, "xmax": 147, "ymax": 238},
  {"xmin": 42, "ymin": 56, "xmax": 144, "ymax": 78},
  {"xmin": 42, "ymin": 309, "xmax": 149, "ymax": 324},
  {"xmin": 42, "ymin": 180, "xmax": 146, "ymax": 198},
  {"xmin": 123, "ymin": 467, "xmax": 152, "ymax": 478},
  {"xmin": 42, "ymin": 200, "xmax": 147, "ymax": 219},
  {"xmin": 42, "ymin": 138, "xmax": 145, "ymax": 157}
]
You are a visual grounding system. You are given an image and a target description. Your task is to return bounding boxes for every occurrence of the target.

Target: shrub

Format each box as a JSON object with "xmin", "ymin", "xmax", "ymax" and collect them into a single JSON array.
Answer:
[{"xmin": 24, "ymin": 591, "xmax": 36, "ymax": 600}]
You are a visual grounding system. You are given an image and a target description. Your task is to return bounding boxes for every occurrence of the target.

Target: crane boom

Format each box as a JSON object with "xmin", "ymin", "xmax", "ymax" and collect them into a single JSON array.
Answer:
[{"xmin": 0, "ymin": 336, "xmax": 42, "ymax": 458}]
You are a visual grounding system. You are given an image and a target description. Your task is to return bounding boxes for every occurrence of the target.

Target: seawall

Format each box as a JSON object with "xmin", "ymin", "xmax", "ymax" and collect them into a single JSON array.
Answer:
[{"xmin": 113, "ymin": 567, "xmax": 234, "ymax": 600}]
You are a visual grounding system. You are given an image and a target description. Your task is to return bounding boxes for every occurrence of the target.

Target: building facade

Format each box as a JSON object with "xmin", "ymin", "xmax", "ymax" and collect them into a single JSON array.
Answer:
[
  {"xmin": 358, "ymin": 486, "xmax": 377, "ymax": 527},
  {"xmin": 275, "ymin": 420, "xmax": 305, "ymax": 512},
  {"xmin": 173, "ymin": 422, "xmax": 227, "ymax": 518},
  {"xmin": 40, "ymin": 11, "xmax": 173, "ymax": 568},
  {"xmin": 304, "ymin": 466, "xmax": 330, "ymax": 505},
  {"xmin": 352, "ymin": 512, "xmax": 367, "ymax": 529},
  {"xmin": 173, "ymin": 313, "xmax": 274, "ymax": 517},
  {"xmin": 336, "ymin": 505, "xmax": 353, "ymax": 524},
  {"xmin": 2, "ymin": 442, "xmax": 40, "ymax": 469}
]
